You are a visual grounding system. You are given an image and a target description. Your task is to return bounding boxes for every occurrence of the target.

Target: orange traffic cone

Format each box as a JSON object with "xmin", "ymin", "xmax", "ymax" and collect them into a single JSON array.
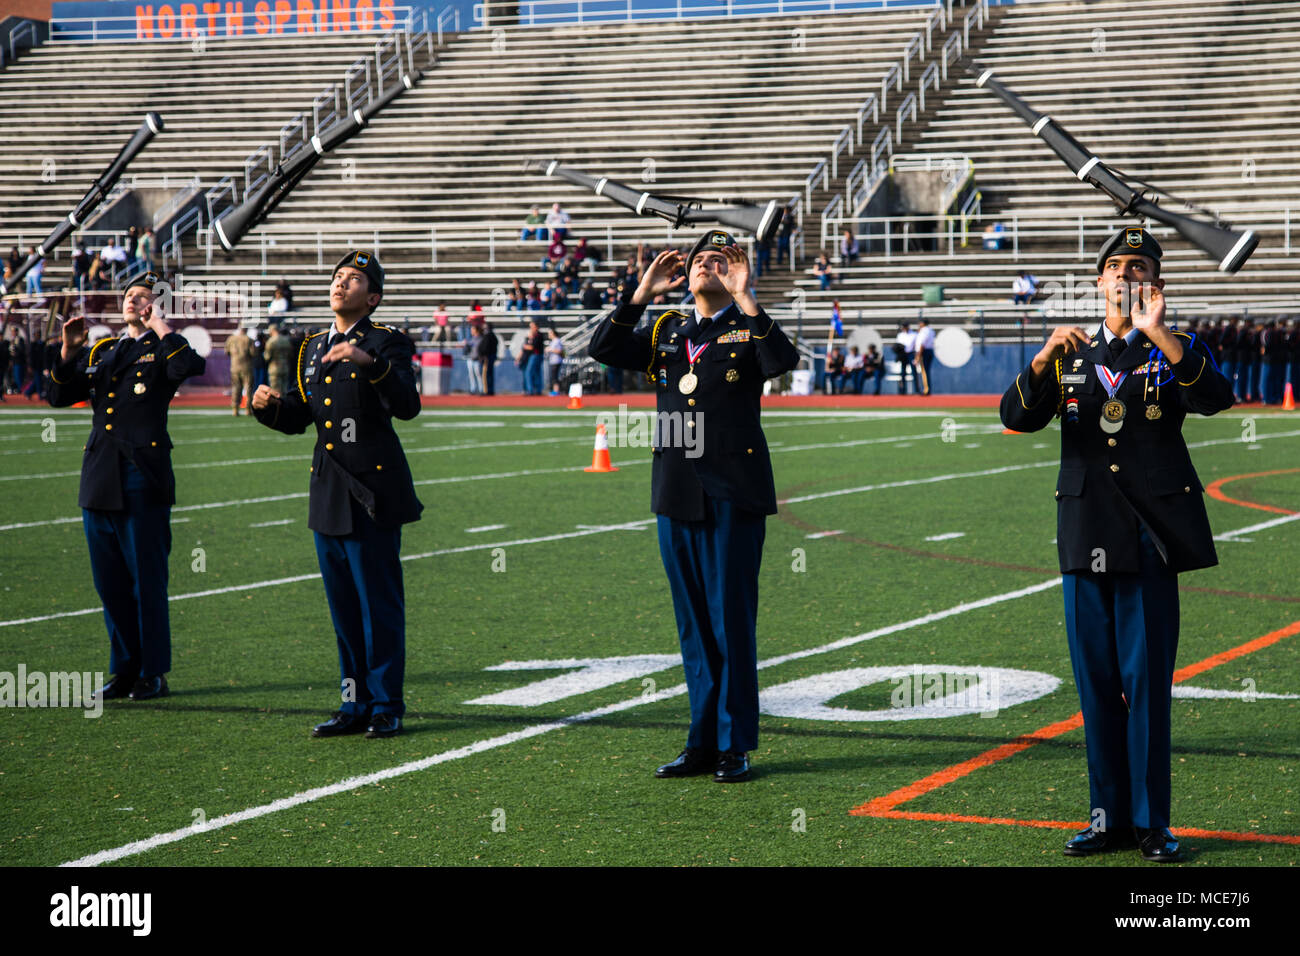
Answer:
[
  {"xmin": 584, "ymin": 423, "xmax": 618, "ymax": 472},
  {"xmin": 567, "ymin": 383, "xmax": 583, "ymax": 410},
  {"xmin": 1284, "ymin": 382, "xmax": 1296, "ymax": 411}
]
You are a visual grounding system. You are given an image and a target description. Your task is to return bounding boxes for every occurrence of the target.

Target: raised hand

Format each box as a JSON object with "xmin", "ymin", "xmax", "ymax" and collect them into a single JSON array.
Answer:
[
  {"xmin": 1030, "ymin": 325, "xmax": 1092, "ymax": 382},
  {"xmin": 61, "ymin": 316, "xmax": 86, "ymax": 361},
  {"xmin": 631, "ymin": 249, "xmax": 686, "ymax": 305},
  {"xmin": 322, "ymin": 341, "xmax": 374, "ymax": 367},
  {"xmin": 1128, "ymin": 283, "xmax": 1167, "ymax": 332}
]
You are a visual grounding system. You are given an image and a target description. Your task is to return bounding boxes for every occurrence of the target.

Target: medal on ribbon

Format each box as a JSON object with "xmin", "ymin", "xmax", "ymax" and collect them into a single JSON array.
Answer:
[
  {"xmin": 1097, "ymin": 364, "xmax": 1128, "ymax": 433},
  {"xmin": 679, "ymin": 339, "xmax": 708, "ymax": 395}
]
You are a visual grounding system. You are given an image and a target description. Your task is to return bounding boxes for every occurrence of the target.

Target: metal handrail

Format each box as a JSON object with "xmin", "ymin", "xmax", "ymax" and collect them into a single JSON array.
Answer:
[
  {"xmin": 871, "ymin": 125, "xmax": 893, "ymax": 172},
  {"xmin": 243, "ymin": 145, "xmax": 273, "ymax": 201},
  {"xmin": 830, "ymin": 125, "xmax": 853, "ymax": 179},
  {"xmin": 919, "ymin": 61, "xmax": 940, "ymax": 111},
  {"xmin": 436, "ymin": 7, "xmax": 460, "ymax": 45},
  {"xmin": 486, "ymin": 0, "xmax": 954, "ymax": 29},
  {"xmin": 153, "ymin": 174, "xmax": 203, "ymax": 227},
  {"xmin": 880, "ymin": 63, "xmax": 902, "ymax": 110},
  {"xmin": 804, "ymin": 159, "xmax": 828, "ymax": 216},
  {"xmin": 161, "ymin": 206, "xmax": 203, "ymax": 270},
  {"xmin": 855, "ymin": 93, "xmax": 880, "ymax": 145},
  {"xmin": 279, "ymin": 113, "xmax": 308, "ymax": 163},
  {"xmin": 963, "ymin": 0, "xmax": 989, "ymax": 47},
  {"xmin": 895, "ymin": 91, "xmax": 918, "ymax": 142},
  {"xmin": 940, "ymin": 31, "xmax": 961, "ymax": 80},
  {"xmin": 205, "ymin": 176, "xmax": 238, "ymax": 226},
  {"xmin": 901, "ymin": 35, "xmax": 922, "ymax": 82},
  {"xmin": 344, "ymin": 57, "xmax": 373, "ymax": 113},
  {"xmin": 313, "ymin": 86, "xmax": 341, "ymax": 137}
]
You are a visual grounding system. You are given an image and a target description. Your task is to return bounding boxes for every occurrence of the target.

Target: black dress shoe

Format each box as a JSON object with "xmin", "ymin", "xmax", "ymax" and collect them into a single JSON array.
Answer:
[
  {"xmin": 311, "ymin": 711, "xmax": 368, "ymax": 737},
  {"xmin": 713, "ymin": 751, "xmax": 752, "ymax": 783},
  {"xmin": 128, "ymin": 675, "xmax": 169, "ymax": 701},
  {"xmin": 95, "ymin": 674, "xmax": 137, "ymax": 700},
  {"xmin": 1063, "ymin": 825, "xmax": 1136, "ymax": 857},
  {"xmin": 654, "ymin": 747, "xmax": 716, "ymax": 778},
  {"xmin": 365, "ymin": 714, "xmax": 402, "ymax": 738},
  {"xmin": 1136, "ymin": 827, "xmax": 1183, "ymax": 863}
]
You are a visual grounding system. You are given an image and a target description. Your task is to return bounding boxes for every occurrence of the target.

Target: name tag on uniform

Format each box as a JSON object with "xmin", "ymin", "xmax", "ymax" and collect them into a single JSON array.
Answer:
[
  {"xmin": 717, "ymin": 330, "xmax": 750, "ymax": 344},
  {"xmin": 1061, "ymin": 374, "xmax": 1088, "ymax": 384},
  {"xmin": 304, "ymin": 366, "xmax": 316, "ymax": 376},
  {"xmin": 657, "ymin": 342, "xmax": 680, "ymax": 355}
]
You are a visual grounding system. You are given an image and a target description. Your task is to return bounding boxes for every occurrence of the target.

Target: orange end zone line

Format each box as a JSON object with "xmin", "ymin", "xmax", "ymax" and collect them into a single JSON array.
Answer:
[
  {"xmin": 1205, "ymin": 468, "xmax": 1300, "ymax": 516},
  {"xmin": 850, "ymin": 619, "xmax": 1300, "ymax": 844},
  {"xmin": 866, "ymin": 810, "xmax": 1300, "ymax": 846}
]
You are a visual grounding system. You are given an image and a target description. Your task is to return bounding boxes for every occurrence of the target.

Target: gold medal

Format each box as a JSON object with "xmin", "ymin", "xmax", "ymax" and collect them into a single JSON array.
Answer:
[
  {"xmin": 133, "ymin": 382, "xmax": 147, "ymax": 395},
  {"xmin": 725, "ymin": 369, "xmax": 739, "ymax": 383},
  {"xmin": 678, "ymin": 372, "xmax": 698, "ymax": 395},
  {"xmin": 1146, "ymin": 404, "xmax": 1162, "ymax": 420},
  {"xmin": 1100, "ymin": 398, "xmax": 1126, "ymax": 434}
]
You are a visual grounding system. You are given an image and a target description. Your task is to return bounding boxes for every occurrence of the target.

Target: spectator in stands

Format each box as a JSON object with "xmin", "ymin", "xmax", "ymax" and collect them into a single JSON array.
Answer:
[
  {"xmin": 864, "ymin": 343, "xmax": 884, "ymax": 395},
  {"xmin": 580, "ymin": 280, "xmax": 603, "ymax": 312},
  {"xmin": 125, "ymin": 227, "xmax": 140, "ymax": 271},
  {"xmin": 274, "ymin": 278, "xmax": 293, "ymax": 309},
  {"xmin": 914, "ymin": 318, "xmax": 935, "ymax": 396},
  {"xmin": 1012, "ymin": 271, "xmax": 1037, "ymax": 305},
  {"xmin": 754, "ymin": 238, "xmax": 771, "ymax": 279},
  {"xmin": 541, "ymin": 278, "xmax": 567, "ymax": 311},
  {"xmin": 542, "ymin": 235, "xmax": 567, "ymax": 272},
  {"xmin": 894, "ymin": 322, "xmax": 916, "ymax": 395},
  {"xmin": 477, "ymin": 322, "xmax": 498, "ymax": 396},
  {"xmin": 844, "ymin": 345, "xmax": 865, "ymax": 394},
  {"xmin": 87, "ymin": 253, "xmax": 109, "ymax": 291},
  {"xmin": 24, "ymin": 248, "xmax": 43, "ymax": 296},
  {"xmin": 6, "ymin": 247, "xmax": 21, "ymax": 276},
  {"xmin": 546, "ymin": 202, "xmax": 571, "ymax": 241},
  {"xmin": 267, "ymin": 288, "xmax": 290, "ymax": 316},
  {"xmin": 572, "ymin": 236, "xmax": 597, "ymax": 271},
  {"xmin": 521, "ymin": 205, "xmax": 547, "ymax": 242},
  {"xmin": 813, "ymin": 253, "xmax": 835, "ymax": 291},
  {"xmin": 72, "ymin": 240, "xmax": 91, "ymax": 291},
  {"xmin": 825, "ymin": 346, "xmax": 845, "ymax": 394},
  {"xmin": 137, "ymin": 229, "xmax": 156, "ymax": 273},
  {"xmin": 559, "ymin": 255, "xmax": 581, "ymax": 294},
  {"xmin": 100, "ymin": 237, "xmax": 128, "ymax": 268},
  {"xmin": 545, "ymin": 328, "xmax": 565, "ymax": 395},
  {"xmin": 506, "ymin": 279, "xmax": 525, "ymax": 312},
  {"xmin": 776, "ymin": 216, "xmax": 794, "ymax": 265},
  {"xmin": 983, "ymin": 222, "xmax": 1006, "ymax": 251},
  {"xmin": 840, "ymin": 228, "xmax": 859, "ymax": 266}
]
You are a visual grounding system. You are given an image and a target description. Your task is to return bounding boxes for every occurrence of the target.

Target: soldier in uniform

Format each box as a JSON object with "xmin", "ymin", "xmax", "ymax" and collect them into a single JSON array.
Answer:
[
  {"xmin": 1000, "ymin": 227, "xmax": 1234, "ymax": 862},
  {"xmin": 224, "ymin": 323, "xmax": 255, "ymax": 416},
  {"xmin": 264, "ymin": 323, "xmax": 294, "ymax": 395},
  {"xmin": 251, "ymin": 252, "xmax": 422, "ymax": 738},
  {"xmin": 48, "ymin": 270, "xmax": 206, "ymax": 700},
  {"xmin": 589, "ymin": 231, "xmax": 800, "ymax": 783}
]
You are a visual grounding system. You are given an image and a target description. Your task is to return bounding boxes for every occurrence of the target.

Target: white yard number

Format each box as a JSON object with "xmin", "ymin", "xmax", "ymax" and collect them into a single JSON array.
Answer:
[{"xmin": 466, "ymin": 656, "xmax": 1061, "ymax": 719}]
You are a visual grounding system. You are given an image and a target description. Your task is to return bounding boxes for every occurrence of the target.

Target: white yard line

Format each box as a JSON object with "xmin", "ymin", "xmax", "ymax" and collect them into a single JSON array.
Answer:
[
  {"xmin": 1214, "ymin": 512, "xmax": 1300, "ymax": 541},
  {"xmin": 7, "ymin": 429, "xmax": 1299, "ymax": 627},
  {"xmin": 59, "ymin": 576, "xmax": 1060, "ymax": 868}
]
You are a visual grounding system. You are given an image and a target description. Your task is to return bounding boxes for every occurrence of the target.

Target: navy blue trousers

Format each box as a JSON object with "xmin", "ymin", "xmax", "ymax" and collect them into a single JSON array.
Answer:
[
  {"xmin": 1062, "ymin": 531, "xmax": 1179, "ymax": 831},
  {"xmin": 657, "ymin": 497, "xmax": 765, "ymax": 754},
  {"xmin": 82, "ymin": 459, "xmax": 172, "ymax": 678},
  {"xmin": 313, "ymin": 504, "xmax": 406, "ymax": 718}
]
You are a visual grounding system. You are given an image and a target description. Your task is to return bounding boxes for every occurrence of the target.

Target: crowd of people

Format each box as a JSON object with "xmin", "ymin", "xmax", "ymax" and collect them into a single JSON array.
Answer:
[{"xmin": 1187, "ymin": 315, "xmax": 1300, "ymax": 405}]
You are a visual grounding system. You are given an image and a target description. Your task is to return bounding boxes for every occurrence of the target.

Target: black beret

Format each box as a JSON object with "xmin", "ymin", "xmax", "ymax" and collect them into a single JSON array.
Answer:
[
  {"xmin": 333, "ymin": 250, "xmax": 384, "ymax": 295},
  {"xmin": 686, "ymin": 229, "xmax": 737, "ymax": 272},
  {"xmin": 1097, "ymin": 226, "xmax": 1162, "ymax": 274},
  {"xmin": 121, "ymin": 268, "xmax": 159, "ymax": 293}
]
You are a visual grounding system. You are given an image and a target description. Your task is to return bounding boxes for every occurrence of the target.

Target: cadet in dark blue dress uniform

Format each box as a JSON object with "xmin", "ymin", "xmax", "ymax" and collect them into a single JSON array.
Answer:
[
  {"xmin": 49, "ymin": 270, "xmax": 206, "ymax": 701},
  {"xmin": 1000, "ymin": 227, "xmax": 1234, "ymax": 862},
  {"xmin": 252, "ymin": 252, "xmax": 423, "ymax": 738},
  {"xmin": 589, "ymin": 232, "xmax": 800, "ymax": 782}
]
